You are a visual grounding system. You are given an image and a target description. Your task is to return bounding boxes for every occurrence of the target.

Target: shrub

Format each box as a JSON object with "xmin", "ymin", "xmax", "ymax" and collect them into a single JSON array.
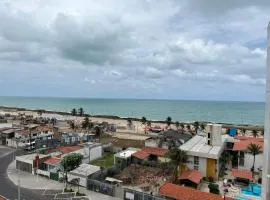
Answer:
[{"xmin": 208, "ymin": 183, "xmax": 220, "ymax": 194}]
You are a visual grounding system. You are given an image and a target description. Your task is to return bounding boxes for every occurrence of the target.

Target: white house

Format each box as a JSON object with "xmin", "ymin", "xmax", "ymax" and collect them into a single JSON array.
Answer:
[
  {"xmin": 233, "ymin": 136, "xmax": 264, "ymax": 172},
  {"xmin": 180, "ymin": 124, "xmax": 228, "ymax": 179}
]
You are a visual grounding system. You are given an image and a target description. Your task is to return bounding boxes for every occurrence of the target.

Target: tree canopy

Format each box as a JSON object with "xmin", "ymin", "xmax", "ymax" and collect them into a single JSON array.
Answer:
[{"xmin": 61, "ymin": 153, "xmax": 83, "ymax": 172}]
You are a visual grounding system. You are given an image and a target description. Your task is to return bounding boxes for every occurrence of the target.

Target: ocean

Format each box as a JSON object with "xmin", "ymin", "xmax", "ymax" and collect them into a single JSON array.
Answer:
[{"xmin": 0, "ymin": 96, "xmax": 265, "ymax": 125}]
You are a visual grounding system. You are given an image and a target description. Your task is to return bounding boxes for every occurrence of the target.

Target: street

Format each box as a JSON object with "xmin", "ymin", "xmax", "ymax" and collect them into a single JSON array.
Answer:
[{"xmin": 0, "ymin": 146, "xmax": 49, "ymax": 200}]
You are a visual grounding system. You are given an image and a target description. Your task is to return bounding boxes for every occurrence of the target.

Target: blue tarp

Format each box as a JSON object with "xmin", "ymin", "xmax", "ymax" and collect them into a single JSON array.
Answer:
[{"xmin": 229, "ymin": 128, "xmax": 237, "ymax": 137}]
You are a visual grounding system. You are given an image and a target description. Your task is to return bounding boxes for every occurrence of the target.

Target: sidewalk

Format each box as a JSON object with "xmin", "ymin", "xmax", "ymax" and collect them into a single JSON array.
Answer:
[{"xmin": 7, "ymin": 161, "xmax": 120, "ymax": 200}]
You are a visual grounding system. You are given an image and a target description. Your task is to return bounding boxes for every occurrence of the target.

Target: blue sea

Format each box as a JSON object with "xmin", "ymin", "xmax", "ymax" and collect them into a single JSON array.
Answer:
[{"xmin": 0, "ymin": 96, "xmax": 265, "ymax": 125}]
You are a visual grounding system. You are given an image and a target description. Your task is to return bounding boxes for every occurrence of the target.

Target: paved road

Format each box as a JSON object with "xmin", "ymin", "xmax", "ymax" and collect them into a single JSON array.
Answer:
[{"xmin": 0, "ymin": 146, "xmax": 49, "ymax": 200}]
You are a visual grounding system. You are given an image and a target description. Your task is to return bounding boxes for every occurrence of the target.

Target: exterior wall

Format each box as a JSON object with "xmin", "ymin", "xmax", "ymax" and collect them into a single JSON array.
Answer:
[
  {"xmin": 238, "ymin": 152, "xmax": 263, "ymax": 172},
  {"xmin": 185, "ymin": 156, "xmax": 207, "ymax": 177},
  {"xmin": 145, "ymin": 139, "xmax": 158, "ymax": 148},
  {"xmin": 80, "ymin": 145, "xmax": 102, "ymax": 163},
  {"xmin": 67, "ymin": 173, "xmax": 87, "ymax": 187}
]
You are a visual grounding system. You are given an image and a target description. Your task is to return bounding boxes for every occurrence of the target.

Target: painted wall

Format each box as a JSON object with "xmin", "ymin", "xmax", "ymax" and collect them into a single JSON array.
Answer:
[
  {"xmin": 238, "ymin": 152, "xmax": 263, "ymax": 172},
  {"xmin": 185, "ymin": 155, "xmax": 207, "ymax": 177},
  {"xmin": 81, "ymin": 145, "xmax": 103, "ymax": 163}
]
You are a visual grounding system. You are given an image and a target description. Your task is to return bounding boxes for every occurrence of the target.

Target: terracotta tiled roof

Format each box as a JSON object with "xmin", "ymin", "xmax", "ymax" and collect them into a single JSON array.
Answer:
[
  {"xmin": 233, "ymin": 137, "xmax": 263, "ymax": 151},
  {"xmin": 44, "ymin": 157, "xmax": 62, "ymax": 166},
  {"xmin": 36, "ymin": 126, "xmax": 53, "ymax": 132},
  {"xmin": 232, "ymin": 168, "xmax": 253, "ymax": 181},
  {"xmin": 0, "ymin": 195, "xmax": 7, "ymax": 200},
  {"xmin": 57, "ymin": 146, "xmax": 82, "ymax": 154},
  {"xmin": 132, "ymin": 147, "xmax": 168, "ymax": 159},
  {"xmin": 159, "ymin": 183, "xmax": 224, "ymax": 200},
  {"xmin": 179, "ymin": 170, "xmax": 203, "ymax": 185}
]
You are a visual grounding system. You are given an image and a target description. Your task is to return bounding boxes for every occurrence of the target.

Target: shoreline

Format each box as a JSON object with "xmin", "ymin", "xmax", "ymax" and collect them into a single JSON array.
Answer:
[{"xmin": 0, "ymin": 105, "xmax": 264, "ymax": 130}]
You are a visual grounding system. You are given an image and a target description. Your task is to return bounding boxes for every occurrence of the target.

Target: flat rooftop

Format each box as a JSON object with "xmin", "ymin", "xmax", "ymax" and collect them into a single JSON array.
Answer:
[
  {"xmin": 69, "ymin": 164, "xmax": 100, "ymax": 176},
  {"xmin": 16, "ymin": 153, "xmax": 49, "ymax": 161},
  {"xmin": 115, "ymin": 148, "xmax": 140, "ymax": 159},
  {"xmin": 180, "ymin": 135, "xmax": 228, "ymax": 159}
]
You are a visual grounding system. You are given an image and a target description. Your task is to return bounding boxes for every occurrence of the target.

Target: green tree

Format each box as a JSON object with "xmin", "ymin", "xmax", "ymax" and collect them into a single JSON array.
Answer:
[
  {"xmin": 168, "ymin": 148, "xmax": 187, "ymax": 183},
  {"xmin": 82, "ymin": 117, "xmax": 90, "ymax": 130},
  {"xmin": 219, "ymin": 151, "xmax": 232, "ymax": 177},
  {"xmin": 78, "ymin": 108, "xmax": 84, "ymax": 116},
  {"xmin": 141, "ymin": 117, "xmax": 147, "ymax": 125},
  {"xmin": 71, "ymin": 108, "xmax": 77, "ymax": 116},
  {"xmin": 127, "ymin": 119, "xmax": 132, "ymax": 129},
  {"xmin": 252, "ymin": 130, "xmax": 258, "ymax": 138},
  {"xmin": 208, "ymin": 183, "xmax": 220, "ymax": 194},
  {"xmin": 193, "ymin": 121, "xmax": 199, "ymax": 133},
  {"xmin": 175, "ymin": 121, "xmax": 180, "ymax": 130},
  {"xmin": 69, "ymin": 121, "xmax": 76, "ymax": 131},
  {"xmin": 61, "ymin": 153, "xmax": 83, "ymax": 186},
  {"xmin": 200, "ymin": 124, "xmax": 205, "ymax": 131},
  {"xmin": 247, "ymin": 143, "xmax": 263, "ymax": 172},
  {"xmin": 94, "ymin": 126, "xmax": 102, "ymax": 142},
  {"xmin": 166, "ymin": 116, "xmax": 172, "ymax": 126}
]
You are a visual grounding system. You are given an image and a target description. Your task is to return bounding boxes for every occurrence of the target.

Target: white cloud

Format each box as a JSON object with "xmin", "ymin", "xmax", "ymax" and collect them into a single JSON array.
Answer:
[{"xmin": 0, "ymin": 0, "xmax": 269, "ymax": 101}]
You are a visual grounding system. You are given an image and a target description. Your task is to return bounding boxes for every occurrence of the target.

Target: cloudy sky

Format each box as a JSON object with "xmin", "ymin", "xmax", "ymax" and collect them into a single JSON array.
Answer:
[{"xmin": 0, "ymin": 0, "xmax": 269, "ymax": 101}]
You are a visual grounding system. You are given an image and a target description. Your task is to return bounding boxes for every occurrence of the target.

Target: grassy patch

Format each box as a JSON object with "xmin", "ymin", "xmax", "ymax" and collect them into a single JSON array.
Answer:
[{"xmin": 91, "ymin": 152, "xmax": 114, "ymax": 169}]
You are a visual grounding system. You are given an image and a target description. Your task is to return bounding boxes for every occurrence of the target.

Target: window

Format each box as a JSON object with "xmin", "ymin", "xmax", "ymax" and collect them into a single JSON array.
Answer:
[
  {"xmin": 194, "ymin": 156, "xmax": 199, "ymax": 165},
  {"xmin": 239, "ymin": 152, "xmax": 245, "ymax": 166},
  {"xmin": 194, "ymin": 156, "xmax": 199, "ymax": 170},
  {"xmin": 208, "ymin": 132, "xmax": 211, "ymax": 138}
]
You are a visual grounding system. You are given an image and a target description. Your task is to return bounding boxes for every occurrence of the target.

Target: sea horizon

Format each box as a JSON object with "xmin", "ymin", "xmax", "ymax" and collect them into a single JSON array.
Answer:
[{"xmin": 0, "ymin": 96, "xmax": 265, "ymax": 126}]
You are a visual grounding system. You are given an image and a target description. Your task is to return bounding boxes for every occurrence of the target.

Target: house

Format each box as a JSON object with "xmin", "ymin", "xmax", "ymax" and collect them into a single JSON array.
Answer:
[
  {"xmin": 55, "ymin": 143, "xmax": 103, "ymax": 163},
  {"xmin": 16, "ymin": 153, "xmax": 50, "ymax": 174},
  {"xmin": 67, "ymin": 164, "xmax": 101, "ymax": 187},
  {"xmin": 180, "ymin": 124, "xmax": 228, "ymax": 179},
  {"xmin": 114, "ymin": 148, "xmax": 139, "ymax": 168},
  {"xmin": 0, "ymin": 128, "xmax": 15, "ymax": 146},
  {"xmin": 159, "ymin": 183, "xmax": 224, "ymax": 200},
  {"xmin": 232, "ymin": 136, "xmax": 263, "ymax": 172},
  {"xmin": 132, "ymin": 147, "xmax": 168, "ymax": 163},
  {"xmin": 179, "ymin": 170, "xmax": 203, "ymax": 188},
  {"xmin": 37, "ymin": 157, "xmax": 62, "ymax": 179},
  {"xmin": 145, "ymin": 130, "xmax": 192, "ymax": 149},
  {"xmin": 61, "ymin": 133, "xmax": 80, "ymax": 145}
]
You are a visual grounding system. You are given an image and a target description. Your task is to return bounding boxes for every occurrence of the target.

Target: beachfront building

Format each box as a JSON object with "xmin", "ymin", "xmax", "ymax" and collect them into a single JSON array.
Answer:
[
  {"xmin": 180, "ymin": 124, "xmax": 228, "ymax": 179},
  {"xmin": 232, "ymin": 136, "xmax": 263, "ymax": 172}
]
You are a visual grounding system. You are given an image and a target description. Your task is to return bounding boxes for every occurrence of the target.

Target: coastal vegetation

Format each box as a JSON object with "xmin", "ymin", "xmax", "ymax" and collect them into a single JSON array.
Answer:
[
  {"xmin": 168, "ymin": 148, "xmax": 187, "ymax": 183},
  {"xmin": 247, "ymin": 143, "xmax": 263, "ymax": 173},
  {"xmin": 71, "ymin": 108, "xmax": 85, "ymax": 116},
  {"xmin": 166, "ymin": 116, "xmax": 172, "ymax": 126}
]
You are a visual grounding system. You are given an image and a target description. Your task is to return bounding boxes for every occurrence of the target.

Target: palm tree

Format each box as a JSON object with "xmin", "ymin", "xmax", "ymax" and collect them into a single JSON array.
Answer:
[
  {"xmin": 193, "ymin": 121, "xmax": 199, "ymax": 134},
  {"xmin": 69, "ymin": 121, "xmax": 75, "ymax": 131},
  {"xmin": 147, "ymin": 121, "xmax": 151, "ymax": 127},
  {"xmin": 141, "ymin": 117, "xmax": 147, "ymax": 125},
  {"xmin": 78, "ymin": 108, "xmax": 84, "ymax": 116},
  {"xmin": 252, "ymin": 130, "xmax": 258, "ymax": 138},
  {"xmin": 200, "ymin": 124, "xmax": 205, "ymax": 131},
  {"xmin": 127, "ymin": 119, "xmax": 132, "ymax": 129},
  {"xmin": 168, "ymin": 148, "xmax": 188, "ymax": 183},
  {"xmin": 175, "ymin": 121, "xmax": 180, "ymax": 130},
  {"xmin": 71, "ymin": 108, "xmax": 77, "ymax": 116},
  {"xmin": 94, "ymin": 126, "xmax": 102, "ymax": 142},
  {"xmin": 219, "ymin": 151, "xmax": 232, "ymax": 177},
  {"xmin": 166, "ymin": 116, "xmax": 172, "ymax": 126},
  {"xmin": 247, "ymin": 143, "xmax": 263, "ymax": 173},
  {"xmin": 82, "ymin": 117, "xmax": 90, "ymax": 131}
]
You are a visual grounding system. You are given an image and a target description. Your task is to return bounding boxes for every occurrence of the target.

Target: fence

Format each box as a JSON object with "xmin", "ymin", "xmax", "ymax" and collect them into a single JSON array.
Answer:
[
  {"xmin": 124, "ymin": 188, "xmax": 166, "ymax": 200},
  {"xmin": 87, "ymin": 179, "xmax": 116, "ymax": 197}
]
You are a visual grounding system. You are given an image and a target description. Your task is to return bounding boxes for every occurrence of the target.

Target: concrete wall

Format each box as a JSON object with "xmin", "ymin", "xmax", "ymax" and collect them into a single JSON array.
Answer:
[
  {"xmin": 238, "ymin": 153, "xmax": 263, "ymax": 172},
  {"xmin": 80, "ymin": 145, "xmax": 102, "ymax": 164},
  {"xmin": 185, "ymin": 155, "xmax": 207, "ymax": 177},
  {"xmin": 67, "ymin": 173, "xmax": 87, "ymax": 187},
  {"xmin": 145, "ymin": 139, "xmax": 158, "ymax": 148}
]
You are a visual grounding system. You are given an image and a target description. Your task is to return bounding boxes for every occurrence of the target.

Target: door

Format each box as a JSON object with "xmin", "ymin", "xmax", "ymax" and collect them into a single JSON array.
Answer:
[{"xmin": 206, "ymin": 159, "xmax": 216, "ymax": 179}]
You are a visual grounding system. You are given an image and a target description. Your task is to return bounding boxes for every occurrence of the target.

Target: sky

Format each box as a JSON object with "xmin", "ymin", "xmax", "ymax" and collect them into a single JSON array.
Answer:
[{"xmin": 0, "ymin": 0, "xmax": 269, "ymax": 101}]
